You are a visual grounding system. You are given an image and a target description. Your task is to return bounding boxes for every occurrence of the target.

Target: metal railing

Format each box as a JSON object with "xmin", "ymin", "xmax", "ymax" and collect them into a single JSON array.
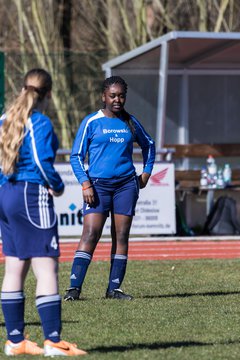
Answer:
[{"xmin": 57, "ymin": 147, "xmax": 175, "ymax": 162}]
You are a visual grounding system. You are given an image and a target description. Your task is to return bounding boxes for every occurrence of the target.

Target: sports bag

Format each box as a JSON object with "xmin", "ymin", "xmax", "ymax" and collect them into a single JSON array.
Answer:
[{"xmin": 202, "ymin": 196, "xmax": 240, "ymax": 235}]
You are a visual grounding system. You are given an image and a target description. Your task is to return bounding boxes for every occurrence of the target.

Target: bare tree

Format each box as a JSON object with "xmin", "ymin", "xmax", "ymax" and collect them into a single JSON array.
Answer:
[
  {"xmin": 1, "ymin": 0, "xmax": 240, "ymax": 149},
  {"xmin": 71, "ymin": 0, "xmax": 150, "ymax": 55},
  {"xmin": 12, "ymin": 0, "xmax": 77, "ymax": 148}
]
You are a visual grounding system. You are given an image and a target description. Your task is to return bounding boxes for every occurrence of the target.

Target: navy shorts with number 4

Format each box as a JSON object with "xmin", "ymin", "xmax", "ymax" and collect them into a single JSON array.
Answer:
[
  {"xmin": 82, "ymin": 174, "xmax": 139, "ymax": 217},
  {"xmin": 0, "ymin": 181, "xmax": 60, "ymax": 260}
]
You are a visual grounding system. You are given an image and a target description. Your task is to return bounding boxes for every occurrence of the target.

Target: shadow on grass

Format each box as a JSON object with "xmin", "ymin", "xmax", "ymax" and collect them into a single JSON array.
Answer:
[
  {"xmin": 142, "ymin": 290, "xmax": 240, "ymax": 299},
  {"xmin": 0, "ymin": 320, "xmax": 82, "ymax": 327},
  {"xmin": 0, "ymin": 321, "xmax": 42, "ymax": 327},
  {"xmin": 90, "ymin": 339, "xmax": 240, "ymax": 353}
]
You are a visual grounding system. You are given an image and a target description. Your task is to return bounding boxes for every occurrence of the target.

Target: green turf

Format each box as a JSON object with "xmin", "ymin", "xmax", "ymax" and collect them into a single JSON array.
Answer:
[{"xmin": 1, "ymin": 258, "xmax": 240, "ymax": 359}]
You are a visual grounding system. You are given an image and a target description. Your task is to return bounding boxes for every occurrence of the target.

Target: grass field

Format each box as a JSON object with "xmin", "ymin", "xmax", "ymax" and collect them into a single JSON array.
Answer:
[{"xmin": 1, "ymin": 258, "xmax": 240, "ymax": 359}]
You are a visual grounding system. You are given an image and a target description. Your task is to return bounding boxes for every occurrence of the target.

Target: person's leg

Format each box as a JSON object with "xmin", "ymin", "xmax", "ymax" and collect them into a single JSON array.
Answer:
[
  {"xmin": 110, "ymin": 212, "xmax": 117, "ymax": 254},
  {"xmin": 64, "ymin": 213, "xmax": 107, "ymax": 301},
  {"xmin": 31, "ymin": 257, "xmax": 87, "ymax": 356},
  {"xmin": 107, "ymin": 175, "xmax": 139, "ymax": 300},
  {"xmin": 1, "ymin": 256, "xmax": 30, "ymax": 344},
  {"xmin": 106, "ymin": 214, "xmax": 133, "ymax": 300},
  {"xmin": 31, "ymin": 257, "xmax": 61, "ymax": 343},
  {"xmin": 2, "ymin": 256, "xmax": 30, "ymax": 291},
  {"xmin": 0, "ymin": 183, "xmax": 51, "ymax": 355}
]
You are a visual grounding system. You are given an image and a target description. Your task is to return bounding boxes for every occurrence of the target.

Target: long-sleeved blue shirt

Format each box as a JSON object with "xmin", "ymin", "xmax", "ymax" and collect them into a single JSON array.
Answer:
[
  {"xmin": 70, "ymin": 110, "xmax": 155, "ymax": 184},
  {"xmin": 0, "ymin": 110, "xmax": 64, "ymax": 193}
]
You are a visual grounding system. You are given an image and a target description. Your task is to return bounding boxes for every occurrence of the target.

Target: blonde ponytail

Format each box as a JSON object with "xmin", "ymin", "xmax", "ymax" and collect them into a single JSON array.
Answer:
[
  {"xmin": 0, "ymin": 68, "xmax": 52, "ymax": 175},
  {"xmin": 0, "ymin": 89, "xmax": 38, "ymax": 175}
]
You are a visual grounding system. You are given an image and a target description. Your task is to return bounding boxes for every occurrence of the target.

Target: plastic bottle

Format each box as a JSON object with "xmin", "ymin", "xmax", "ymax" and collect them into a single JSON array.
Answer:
[
  {"xmin": 206, "ymin": 155, "xmax": 217, "ymax": 187},
  {"xmin": 206, "ymin": 155, "xmax": 217, "ymax": 175},
  {"xmin": 200, "ymin": 167, "xmax": 208, "ymax": 187},
  {"xmin": 216, "ymin": 168, "xmax": 224, "ymax": 188},
  {"xmin": 223, "ymin": 163, "xmax": 232, "ymax": 185}
]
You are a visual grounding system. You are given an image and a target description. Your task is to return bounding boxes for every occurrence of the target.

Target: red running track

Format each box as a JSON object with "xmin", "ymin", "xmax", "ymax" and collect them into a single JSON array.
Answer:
[
  {"xmin": 1, "ymin": 241, "xmax": 240, "ymax": 262},
  {"xmin": 58, "ymin": 240, "xmax": 240, "ymax": 262}
]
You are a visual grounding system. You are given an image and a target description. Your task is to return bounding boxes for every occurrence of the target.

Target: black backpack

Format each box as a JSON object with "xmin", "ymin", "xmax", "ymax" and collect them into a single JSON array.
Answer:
[{"xmin": 202, "ymin": 196, "xmax": 240, "ymax": 235}]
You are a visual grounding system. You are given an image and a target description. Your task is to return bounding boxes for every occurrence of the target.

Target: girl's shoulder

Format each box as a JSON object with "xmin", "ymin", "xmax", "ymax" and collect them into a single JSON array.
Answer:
[
  {"xmin": 28, "ymin": 111, "xmax": 52, "ymax": 131},
  {"xmin": 31, "ymin": 110, "xmax": 50, "ymax": 122},
  {"xmin": 81, "ymin": 110, "xmax": 105, "ymax": 126},
  {"xmin": 128, "ymin": 114, "xmax": 142, "ymax": 129},
  {"xmin": 128, "ymin": 113, "xmax": 139, "ymax": 122}
]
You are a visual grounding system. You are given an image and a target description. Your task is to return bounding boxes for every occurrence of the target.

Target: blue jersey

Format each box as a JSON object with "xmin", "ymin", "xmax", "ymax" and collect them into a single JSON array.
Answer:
[
  {"xmin": 70, "ymin": 110, "xmax": 155, "ymax": 184},
  {"xmin": 0, "ymin": 110, "xmax": 64, "ymax": 193}
]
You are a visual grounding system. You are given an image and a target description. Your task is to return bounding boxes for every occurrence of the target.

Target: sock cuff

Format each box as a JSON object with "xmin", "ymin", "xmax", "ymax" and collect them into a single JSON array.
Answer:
[
  {"xmin": 36, "ymin": 294, "xmax": 61, "ymax": 307},
  {"xmin": 111, "ymin": 254, "xmax": 128, "ymax": 261},
  {"xmin": 1, "ymin": 291, "xmax": 25, "ymax": 300},
  {"xmin": 74, "ymin": 251, "xmax": 92, "ymax": 261}
]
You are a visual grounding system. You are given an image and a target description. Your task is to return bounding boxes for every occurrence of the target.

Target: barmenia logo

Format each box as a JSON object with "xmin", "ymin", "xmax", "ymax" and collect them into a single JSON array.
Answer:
[{"xmin": 150, "ymin": 168, "xmax": 169, "ymax": 186}]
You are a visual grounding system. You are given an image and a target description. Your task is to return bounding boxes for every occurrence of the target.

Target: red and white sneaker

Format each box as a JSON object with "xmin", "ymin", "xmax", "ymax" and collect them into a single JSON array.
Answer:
[
  {"xmin": 44, "ymin": 339, "xmax": 87, "ymax": 356},
  {"xmin": 4, "ymin": 339, "xmax": 44, "ymax": 356}
]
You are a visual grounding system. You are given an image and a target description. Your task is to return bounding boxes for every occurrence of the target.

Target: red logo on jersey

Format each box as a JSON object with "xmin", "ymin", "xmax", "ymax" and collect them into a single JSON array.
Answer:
[{"xmin": 150, "ymin": 168, "xmax": 169, "ymax": 186}]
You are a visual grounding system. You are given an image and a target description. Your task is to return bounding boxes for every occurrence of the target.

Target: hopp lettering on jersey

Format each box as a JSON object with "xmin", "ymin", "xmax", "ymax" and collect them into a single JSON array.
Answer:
[{"xmin": 109, "ymin": 137, "xmax": 124, "ymax": 143}]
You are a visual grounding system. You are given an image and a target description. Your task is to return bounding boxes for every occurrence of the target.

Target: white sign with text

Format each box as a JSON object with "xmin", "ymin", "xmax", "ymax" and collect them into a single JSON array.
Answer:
[{"xmin": 54, "ymin": 163, "xmax": 176, "ymax": 236}]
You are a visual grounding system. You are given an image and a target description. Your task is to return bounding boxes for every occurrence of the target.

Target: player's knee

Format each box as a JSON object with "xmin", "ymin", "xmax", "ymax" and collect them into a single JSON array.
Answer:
[
  {"xmin": 115, "ymin": 229, "xmax": 129, "ymax": 245},
  {"xmin": 81, "ymin": 227, "xmax": 101, "ymax": 246}
]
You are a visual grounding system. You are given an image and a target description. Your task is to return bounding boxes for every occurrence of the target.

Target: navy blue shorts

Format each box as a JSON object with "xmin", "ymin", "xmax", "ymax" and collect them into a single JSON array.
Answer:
[
  {"xmin": 0, "ymin": 181, "xmax": 60, "ymax": 260},
  {"xmin": 82, "ymin": 174, "xmax": 139, "ymax": 216}
]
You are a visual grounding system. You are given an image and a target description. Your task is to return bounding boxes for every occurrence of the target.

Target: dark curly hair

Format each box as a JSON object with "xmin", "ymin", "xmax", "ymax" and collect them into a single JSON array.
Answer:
[
  {"xmin": 102, "ymin": 76, "xmax": 128, "ymax": 94},
  {"xmin": 102, "ymin": 76, "xmax": 135, "ymax": 134}
]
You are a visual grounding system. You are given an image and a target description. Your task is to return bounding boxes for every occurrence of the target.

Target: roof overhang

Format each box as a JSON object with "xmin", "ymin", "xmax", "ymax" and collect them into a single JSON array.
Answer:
[{"xmin": 102, "ymin": 31, "xmax": 240, "ymax": 72}]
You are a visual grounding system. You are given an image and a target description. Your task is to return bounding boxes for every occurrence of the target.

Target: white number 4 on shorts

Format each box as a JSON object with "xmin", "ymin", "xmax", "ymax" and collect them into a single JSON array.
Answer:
[{"xmin": 50, "ymin": 236, "xmax": 58, "ymax": 250}]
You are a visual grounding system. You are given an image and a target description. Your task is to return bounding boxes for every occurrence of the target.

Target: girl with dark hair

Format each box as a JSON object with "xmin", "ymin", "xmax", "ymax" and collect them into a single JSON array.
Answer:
[
  {"xmin": 64, "ymin": 75, "xmax": 155, "ymax": 301},
  {"xmin": 0, "ymin": 68, "xmax": 86, "ymax": 356}
]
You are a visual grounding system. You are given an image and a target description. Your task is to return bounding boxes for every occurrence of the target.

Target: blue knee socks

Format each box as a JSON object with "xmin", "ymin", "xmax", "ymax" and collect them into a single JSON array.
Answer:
[
  {"xmin": 107, "ymin": 254, "xmax": 128, "ymax": 292},
  {"xmin": 1, "ymin": 291, "xmax": 25, "ymax": 343},
  {"xmin": 1, "ymin": 292, "xmax": 62, "ymax": 343},
  {"xmin": 69, "ymin": 251, "xmax": 92, "ymax": 290},
  {"xmin": 36, "ymin": 294, "xmax": 61, "ymax": 343}
]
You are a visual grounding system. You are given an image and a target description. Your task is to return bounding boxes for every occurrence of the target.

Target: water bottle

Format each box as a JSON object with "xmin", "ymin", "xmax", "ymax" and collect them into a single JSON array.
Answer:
[
  {"xmin": 206, "ymin": 155, "xmax": 217, "ymax": 187},
  {"xmin": 207, "ymin": 155, "xmax": 217, "ymax": 175},
  {"xmin": 216, "ymin": 168, "xmax": 224, "ymax": 188},
  {"xmin": 223, "ymin": 164, "xmax": 232, "ymax": 185},
  {"xmin": 200, "ymin": 167, "xmax": 208, "ymax": 187}
]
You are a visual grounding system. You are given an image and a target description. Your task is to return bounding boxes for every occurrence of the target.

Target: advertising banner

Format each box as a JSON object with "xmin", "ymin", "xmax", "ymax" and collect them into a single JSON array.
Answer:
[{"xmin": 54, "ymin": 162, "xmax": 176, "ymax": 236}]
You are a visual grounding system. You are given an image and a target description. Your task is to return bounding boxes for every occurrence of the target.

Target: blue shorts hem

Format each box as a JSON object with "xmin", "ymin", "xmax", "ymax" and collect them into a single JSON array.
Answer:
[{"xmin": 3, "ymin": 251, "xmax": 60, "ymax": 260}]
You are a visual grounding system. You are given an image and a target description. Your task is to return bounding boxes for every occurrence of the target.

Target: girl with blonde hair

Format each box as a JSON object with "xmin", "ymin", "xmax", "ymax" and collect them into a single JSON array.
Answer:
[{"xmin": 0, "ymin": 68, "xmax": 86, "ymax": 356}]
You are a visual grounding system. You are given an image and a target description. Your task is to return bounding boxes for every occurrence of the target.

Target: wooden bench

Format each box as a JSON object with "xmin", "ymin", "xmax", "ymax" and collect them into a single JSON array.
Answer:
[
  {"xmin": 165, "ymin": 143, "xmax": 240, "ymax": 189},
  {"xmin": 162, "ymin": 144, "xmax": 240, "ymax": 223}
]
